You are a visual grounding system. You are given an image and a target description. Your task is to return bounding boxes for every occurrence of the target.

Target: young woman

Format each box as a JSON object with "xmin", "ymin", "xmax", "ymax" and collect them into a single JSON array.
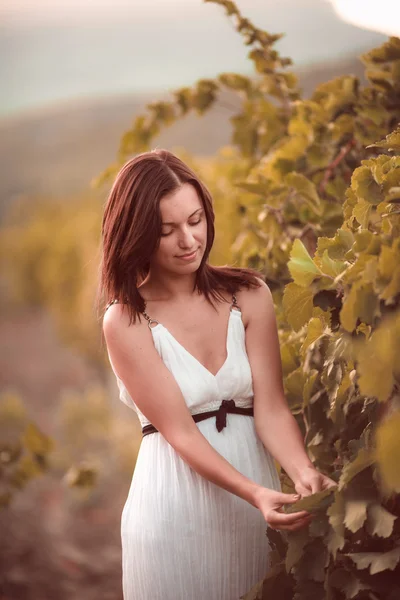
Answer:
[{"xmin": 100, "ymin": 149, "xmax": 335, "ymax": 600}]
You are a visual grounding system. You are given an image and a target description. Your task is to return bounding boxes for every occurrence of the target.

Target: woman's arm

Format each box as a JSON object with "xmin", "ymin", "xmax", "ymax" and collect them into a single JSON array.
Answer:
[
  {"xmin": 103, "ymin": 303, "xmax": 311, "ymax": 528},
  {"xmin": 240, "ymin": 279, "xmax": 335, "ymax": 494}
]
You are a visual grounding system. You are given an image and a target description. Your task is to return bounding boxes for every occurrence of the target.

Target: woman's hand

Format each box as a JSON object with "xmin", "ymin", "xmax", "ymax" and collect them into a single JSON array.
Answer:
[
  {"xmin": 294, "ymin": 466, "xmax": 337, "ymax": 498},
  {"xmin": 254, "ymin": 487, "xmax": 313, "ymax": 531}
]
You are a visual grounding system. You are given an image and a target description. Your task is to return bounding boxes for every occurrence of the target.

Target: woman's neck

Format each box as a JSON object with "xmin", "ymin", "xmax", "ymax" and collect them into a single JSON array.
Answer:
[{"xmin": 139, "ymin": 270, "xmax": 199, "ymax": 303}]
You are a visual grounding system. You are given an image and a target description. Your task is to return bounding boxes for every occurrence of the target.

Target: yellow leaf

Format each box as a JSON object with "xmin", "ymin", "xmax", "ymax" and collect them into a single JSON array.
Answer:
[
  {"xmin": 23, "ymin": 423, "xmax": 53, "ymax": 456},
  {"xmin": 344, "ymin": 500, "xmax": 368, "ymax": 533},
  {"xmin": 300, "ymin": 317, "xmax": 325, "ymax": 356},
  {"xmin": 340, "ymin": 282, "xmax": 380, "ymax": 332},
  {"xmin": 285, "ymin": 367, "xmax": 306, "ymax": 399},
  {"xmin": 352, "ymin": 198, "xmax": 372, "ymax": 227},
  {"xmin": 366, "ymin": 503, "xmax": 397, "ymax": 538},
  {"xmin": 282, "ymin": 282, "xmax": 314, "ymax": 331},
  {"xmin": 288, "ymin": 239, "xmax": 322, "ymax": 287},
  {"xmin": 318, "ymin": 250, "xmax": 348, "ymax": 278},
  {"xmin": 375, "ymin": 411, "xmax": 400, "ymax": 493},
  {"xmin": 357, "ymin": 317, "xmax": 397, "ymax": 401}
]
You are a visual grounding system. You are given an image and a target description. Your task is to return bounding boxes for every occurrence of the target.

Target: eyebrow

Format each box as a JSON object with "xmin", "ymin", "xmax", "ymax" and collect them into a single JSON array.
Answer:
[{"xmin": 161, "ymin": 207, "xmax": 203, "ymax": 226}]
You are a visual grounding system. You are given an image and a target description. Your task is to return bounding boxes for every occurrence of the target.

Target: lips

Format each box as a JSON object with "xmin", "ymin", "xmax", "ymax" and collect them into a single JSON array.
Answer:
[{"xmin": 176, "ymin": 249, "xmax": 198, "ymax": 259}]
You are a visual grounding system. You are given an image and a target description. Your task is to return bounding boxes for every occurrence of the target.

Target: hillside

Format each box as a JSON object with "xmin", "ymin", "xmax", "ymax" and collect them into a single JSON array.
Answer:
[{"xmin": 0, "ymin": 55, "xmax": 367, "ymax": 214}]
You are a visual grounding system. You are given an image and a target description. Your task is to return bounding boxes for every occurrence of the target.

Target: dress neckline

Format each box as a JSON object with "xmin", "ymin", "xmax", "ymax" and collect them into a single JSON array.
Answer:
[{"xmin": 150, "ymin": 307, "xmax": 240, "ymax": 380}]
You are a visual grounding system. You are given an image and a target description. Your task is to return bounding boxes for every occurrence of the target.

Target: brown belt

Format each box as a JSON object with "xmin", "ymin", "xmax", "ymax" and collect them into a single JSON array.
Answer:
[{"xmin": 141, "ymin": 398, "xmax": 254, "ymax": 437}]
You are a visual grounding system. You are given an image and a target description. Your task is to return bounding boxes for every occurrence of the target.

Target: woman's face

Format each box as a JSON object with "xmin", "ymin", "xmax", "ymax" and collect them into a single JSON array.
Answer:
[{"xmin": 150, "ymin": 183, "xmax": 208, "ymax": 274}]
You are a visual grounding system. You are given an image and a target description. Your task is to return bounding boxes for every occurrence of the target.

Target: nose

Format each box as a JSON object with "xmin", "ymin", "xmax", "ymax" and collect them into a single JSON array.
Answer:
[{"xmin": 178, "ymin": 225, "xmax": 196, "ymax": 249}]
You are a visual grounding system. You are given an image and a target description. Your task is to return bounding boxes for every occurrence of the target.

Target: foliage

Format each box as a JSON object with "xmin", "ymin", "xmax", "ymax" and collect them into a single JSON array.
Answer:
[
  {"xmin": 55, "ymin": 383, "xmax": 141, "ymax": 485},
  {"xmin": 241, "ymin": 134, "xmax": 400, "ymax": 593},
  {"xmin": 0, "ymin": 391, "xmax": 54, "ymax": 507},
  {"xmin": 1, "ymin": 0, "xmax": 400, "ymax": 597},
  {"xmin": 93, "ymin": 2, "xmax": 400, "ymax": 598},
  {"xmin": 0, "ymin": 193, "xmax": 105, "ymax": 367},
  {"xmin": 0, "ymin": 383, "xmax": 141, "ymax": 507}
]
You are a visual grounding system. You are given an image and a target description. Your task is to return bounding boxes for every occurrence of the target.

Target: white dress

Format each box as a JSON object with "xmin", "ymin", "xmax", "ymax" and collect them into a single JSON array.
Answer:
[{"xmin": 108, "ymin": 300, "xmax": 281, "ymax": 600}]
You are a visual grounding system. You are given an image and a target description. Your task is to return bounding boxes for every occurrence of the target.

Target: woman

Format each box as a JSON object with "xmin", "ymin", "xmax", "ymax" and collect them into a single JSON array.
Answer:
[{"xmin": 100, "ymin": 149, "xmax": 335, "ymax": 600}]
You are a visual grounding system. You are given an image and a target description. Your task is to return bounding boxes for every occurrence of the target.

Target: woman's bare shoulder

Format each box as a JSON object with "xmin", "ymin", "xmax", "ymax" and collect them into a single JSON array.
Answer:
[
  {"xmin": 103, "ymin": 303, "xmax": 147, "ymax": 349},
  {"xmin": 235, "ymin": 279, "xmax": 273, "ymax": 326}
]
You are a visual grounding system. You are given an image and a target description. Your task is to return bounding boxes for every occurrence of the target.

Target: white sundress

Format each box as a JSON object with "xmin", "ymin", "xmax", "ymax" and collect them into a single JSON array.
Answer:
[{"xmin": 108, "ymin": 296, "xmax": 281, "ymax": 600}]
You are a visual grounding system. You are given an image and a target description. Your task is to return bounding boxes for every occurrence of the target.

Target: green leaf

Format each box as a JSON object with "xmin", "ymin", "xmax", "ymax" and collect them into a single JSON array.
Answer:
[
  {"xmin": 288, "ymin": 239, "xmax": 322, "ymax": 287},
  {"xmin": 285, "ymin": 488, "xmax": 335, "ymax": 514}
]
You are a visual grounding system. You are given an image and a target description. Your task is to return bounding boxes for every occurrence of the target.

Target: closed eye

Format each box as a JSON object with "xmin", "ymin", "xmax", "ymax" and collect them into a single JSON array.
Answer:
[{"xmin": 161, "ymin": 217, "xmax": 202, "ymax": 237}]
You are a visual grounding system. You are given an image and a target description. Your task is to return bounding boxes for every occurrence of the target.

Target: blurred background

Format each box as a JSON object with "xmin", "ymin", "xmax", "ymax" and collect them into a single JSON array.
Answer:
[{"xmin": 0, "ymin": 1, "xmax": 394, "ymax": 598}]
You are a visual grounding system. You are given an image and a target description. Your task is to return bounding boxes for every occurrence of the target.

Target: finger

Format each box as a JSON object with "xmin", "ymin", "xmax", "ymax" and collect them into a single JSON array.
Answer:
[
  {"xmin": 267, "ymin": 510, "xmax": 311, "ymax": 528},
  {"xmin": 284, "ymin": 517, "xmax": 313, "ymax": 532},
  {"xmin": 283, "ymin": 513, "xmax": 314, "ymax": 529},
  {"xmin": 275, "ymin": 493, "xmax": 302, "ymax": 505},
  {"xmin": 269, "ymin": 515, "xmax": 313, "ymax": 532},
  {"xmin": 308, "ymin": 476, "xmax": 322, "ymax": 494},
  {"xmin": 322, "ymin": 478, "xmax": 337, "ymax": 489},
  {"xmin": 311, "ymin": 481, "xmax": 320, "ymax": 493},
  {"xmin": 296, "ymin": 488, "xmax": 312, "ymax": 498}
]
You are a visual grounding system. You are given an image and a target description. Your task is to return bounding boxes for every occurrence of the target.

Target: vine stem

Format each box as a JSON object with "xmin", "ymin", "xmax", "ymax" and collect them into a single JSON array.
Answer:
[{"xmin": 319, "ymin": 138, "xmax": 356, "ymax": 194}]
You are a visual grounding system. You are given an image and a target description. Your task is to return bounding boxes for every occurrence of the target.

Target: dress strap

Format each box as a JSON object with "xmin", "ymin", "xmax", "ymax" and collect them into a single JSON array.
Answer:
[
  {"xmin": 112, "ymin": 294, "xmax": 238, "ymax": 327},
  {"xmin": 231, "ymin": 293, "xmax": 240, "ymax": 311},
  {"xmin": 105, "ymin": 299, "xmax": 158, "ymax": 330},
  {"xmin": 142, "ymin": 302, "xmax": 160, "ymax": 330},
  {"xmin": 105, "ymin": 299, "xmax": 119, "ymax": 311}
]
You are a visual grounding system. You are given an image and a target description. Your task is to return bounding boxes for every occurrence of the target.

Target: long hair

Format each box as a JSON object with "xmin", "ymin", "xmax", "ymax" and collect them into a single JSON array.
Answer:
[{"xmin": 96, "ymin": 149, "xmax": 262, "ymax": 325}]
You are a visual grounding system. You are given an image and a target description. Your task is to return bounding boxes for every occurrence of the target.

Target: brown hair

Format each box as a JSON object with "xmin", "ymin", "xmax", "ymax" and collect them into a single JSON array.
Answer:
[{"xmin": 96, "ymin": 149, "xmax": 262, "ymax": 325}]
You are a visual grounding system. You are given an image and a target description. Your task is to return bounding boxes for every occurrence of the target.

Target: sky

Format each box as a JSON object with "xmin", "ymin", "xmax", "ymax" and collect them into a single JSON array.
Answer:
[
  {"xmin": 2, "ymin": 0, "xmax": 398, "ymax": 28},
  {"xmin": 1, "ymin": 0, "xmax": 399, "ymax": 32},
  {"xmin": 0, "ymin": 0, "xmax": 392, "ymax": 117},
  {"xmin": 331, "ymin": 0, "xmax": 400, "ymax": 36},
  {"xmin": 3, "ymin": 0, "xmax": 212, "ymax": 21}
]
